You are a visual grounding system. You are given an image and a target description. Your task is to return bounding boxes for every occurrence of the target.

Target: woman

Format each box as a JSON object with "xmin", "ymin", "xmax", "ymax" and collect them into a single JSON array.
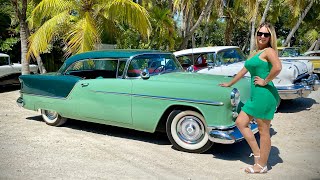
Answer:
[{"xmin": 219, "ymin": 22, "xmax": 282, "ymax": 173}]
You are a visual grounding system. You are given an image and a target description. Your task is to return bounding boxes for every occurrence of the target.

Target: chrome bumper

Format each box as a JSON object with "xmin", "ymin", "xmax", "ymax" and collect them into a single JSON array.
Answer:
[
  {"xmin": 16, "ymin": 96, "xmax": 24, "ymax": 107},
  {"xmin": 276, "ymin": 74, "xmax": 320, "ymax": 100},
  {"xmin": 207, "ymin": 122, "xmax": 258, "ymax": 144}
]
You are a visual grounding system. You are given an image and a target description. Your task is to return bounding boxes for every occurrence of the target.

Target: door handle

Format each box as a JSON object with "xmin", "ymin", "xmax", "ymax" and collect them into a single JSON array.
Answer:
[{"xmin": 81, "ymin": 83, "xmax": 89, "ymax": 87}]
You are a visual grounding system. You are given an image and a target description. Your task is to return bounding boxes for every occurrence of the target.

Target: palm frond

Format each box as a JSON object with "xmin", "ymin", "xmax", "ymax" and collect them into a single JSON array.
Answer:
[
  {"xmin": 29, "ymin": 0, "xmax": 75, "ymax": 29},
  {"xmin": 65, "ymin": 12, "xmax": 100, "ymax": 55},
  {"xmin": 105, "ymin": 0, "xmax": 151, "ymax": 39},
  {"xmin": 28, "ymin": 10, "xmax": 71, "ymax": 59}
]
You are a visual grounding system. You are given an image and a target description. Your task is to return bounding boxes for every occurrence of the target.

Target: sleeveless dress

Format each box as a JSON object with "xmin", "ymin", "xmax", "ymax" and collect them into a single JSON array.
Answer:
[{"xmin": 241, "ymin": 50, "xmax": 280, "ymax": 120}]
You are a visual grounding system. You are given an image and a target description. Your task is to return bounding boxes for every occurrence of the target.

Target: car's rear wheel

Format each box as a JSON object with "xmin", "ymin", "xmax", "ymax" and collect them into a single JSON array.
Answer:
[
  {"xmin": 166, "ymin": 110, "xmax": 212, "ymax": 153},
  {"xmin": 41, "ymin": 109, "xmax": 67, "ymax": 126}
]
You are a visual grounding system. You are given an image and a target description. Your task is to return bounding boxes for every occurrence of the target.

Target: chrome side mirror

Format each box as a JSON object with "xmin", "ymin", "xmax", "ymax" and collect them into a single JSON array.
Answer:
[
  {"xmin": 186, "ymin": 65, "xmax": 194, "ymax": 72},
  {"xmin": 140, "ymin": 68, "xmax": 150, "ymax": 80},
  {"xmin": 207, "ymin": 62, "xmax": 215, "ymax": 70}
]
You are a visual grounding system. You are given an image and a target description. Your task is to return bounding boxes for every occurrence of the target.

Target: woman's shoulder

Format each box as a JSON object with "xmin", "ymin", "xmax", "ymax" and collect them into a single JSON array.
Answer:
[{"xmin": 264, "ymin": 47, "xmax": 277, "ymax": 53}]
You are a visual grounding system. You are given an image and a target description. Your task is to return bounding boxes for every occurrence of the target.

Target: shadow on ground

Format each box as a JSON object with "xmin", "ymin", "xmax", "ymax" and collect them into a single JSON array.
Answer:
[
  {"xmin": 207, "ymin": 127, "xmax": 283, "ymax": 170},
  {"xmin": 277, "ymin": 98, "xmax": 317, "ymax": 113},
  {"xmin": 26, "ymin": 115, "xmax": 283, "ymax": 170},
  {"xmin": 26, "ymin": 115, "xmax": 170, "ymax": 146},
  {"xmin": 0, "ymin": 85, "xmax": 20, "ymax": 93}
]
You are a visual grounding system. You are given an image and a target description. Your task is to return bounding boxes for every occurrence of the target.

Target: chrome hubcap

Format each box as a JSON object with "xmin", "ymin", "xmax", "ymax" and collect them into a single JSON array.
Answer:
[
  {"xmin": 45, "ymin": 110, "xmax": 58, "ymax": 121},
  {"xmin": 177, "ymin": 116, "xmax": 205, "ymax": 144}
]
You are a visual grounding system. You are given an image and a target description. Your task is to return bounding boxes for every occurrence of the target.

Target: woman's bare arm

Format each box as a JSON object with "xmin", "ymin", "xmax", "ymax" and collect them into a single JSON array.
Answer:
[{"xmin": 219, "ymin": 67, "xmax": 248, "ymax": 87}]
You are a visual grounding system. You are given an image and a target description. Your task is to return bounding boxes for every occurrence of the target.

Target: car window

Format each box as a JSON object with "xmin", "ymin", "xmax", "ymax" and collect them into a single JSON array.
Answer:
[
  {"xmin": 117, "ymin": 60, "xmax": 127, "ymax": 77},
  {"xmin": 127, "ymin": 54, "xmax": 182, "ymax": 77},
  {"xmin": 65, "ymin": 59, "xmax": 119, "ymax": 79},
  {"xmin": 279, "ymin": 48, "xmax": 300, "ymax": 57},
  {"xmin": 0, "ymin": 57, "xmax": 9, "ymax": 66},
  {"xmin": 216, "ymin": 49, "xmax": 245, "ymax": 65},
  {"xmin": 176, "ymin": 55, "xmax": 192, "ymax": 68}
]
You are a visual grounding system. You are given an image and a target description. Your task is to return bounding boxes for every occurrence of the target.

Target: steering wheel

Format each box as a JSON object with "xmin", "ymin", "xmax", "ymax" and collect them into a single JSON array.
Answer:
[{"xmin": 152, "ymin": 65, "xmax": 165, "ymax": 73}]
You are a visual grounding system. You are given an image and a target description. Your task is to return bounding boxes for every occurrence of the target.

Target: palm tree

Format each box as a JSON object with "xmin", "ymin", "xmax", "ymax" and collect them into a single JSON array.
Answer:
[
  {"xmin": 28, "ymin": 0, "xmax": 151, "ymax": 58},
  {"xmin": 11, "ymin": 0, "xmax": 47, "ymax": 74},
  {"xmin": 173, "ymin": 0, "xmax": 214, "ymax": 49},
  {"xmin": 282, "ymin": 0, "xmax": 315, "ymax": 47}
]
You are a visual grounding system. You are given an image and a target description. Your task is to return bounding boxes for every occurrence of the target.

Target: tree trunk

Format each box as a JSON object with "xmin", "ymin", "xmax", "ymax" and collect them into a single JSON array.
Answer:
[
  {"xmin": 314, "ymin": 38, "xmax": 320, "ymax": 50},
  {"xmin": 259, "ymin": 0, "xmax": 272, "ymax": 25},
  {"xmin": 242, "ymin": 25, "xmax": 252, "ymax": 52},
  {"xmin": 249, "ymin": 0, "xmax": 261, "ymax": 53},
  {"xmin": 11, "ymin": 0, "xmax": 47, "ymax": 74},
  {"xmin": 307, "ymin": 40, "xmax": 317, "ymax": 51},
  {"xmin": 179, "ymin": 0, "xmax": 214, "ymax": 50},
  {"xmin": 11, "ymin": 0, "xmax": 29, "ymax": 75},
  {"xmin": 201, "ymin": 8, "xmax": 212, "ymax": 46},
  {"xmin": 282, "ymin": 0, "xmax": 313, "ymax": 47},
  {"xmin": 224, "ymin": 13, "xmax": 235, "ymax": 46}
]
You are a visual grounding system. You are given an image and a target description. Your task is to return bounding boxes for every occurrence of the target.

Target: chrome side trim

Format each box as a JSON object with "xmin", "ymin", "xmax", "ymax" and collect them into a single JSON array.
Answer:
[
  {"xmin": 19, "ymin": 92, "xmax": 67, "ymax": 100},
  {"xmin": 92, "ymin": 90, "xmax": 224, "ymax": 106}
]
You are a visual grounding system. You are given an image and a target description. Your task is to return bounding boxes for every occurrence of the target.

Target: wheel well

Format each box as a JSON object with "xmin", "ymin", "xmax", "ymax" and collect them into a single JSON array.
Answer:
[{"xmin": 155, "ymin": 105, "xmax": 202, "ymax": 133}]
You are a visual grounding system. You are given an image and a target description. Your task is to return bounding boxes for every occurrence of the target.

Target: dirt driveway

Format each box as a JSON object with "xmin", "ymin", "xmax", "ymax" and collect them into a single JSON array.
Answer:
[{"xmin": 0, "ymin": 87, "xmax": 319, "ymax": 180}]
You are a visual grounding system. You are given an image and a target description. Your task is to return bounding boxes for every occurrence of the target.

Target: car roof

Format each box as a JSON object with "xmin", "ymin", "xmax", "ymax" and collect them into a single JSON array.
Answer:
[
  {"xmin": 0, "ymin": 53, "xmax": 10, "ymax": 57},
  {"xmin": 173, "ymin": 46, "xmax": 239, "ymax": 56},
  {"xmin": 64, "ymin": 49, "xmax": 167, "ymax": 67}
]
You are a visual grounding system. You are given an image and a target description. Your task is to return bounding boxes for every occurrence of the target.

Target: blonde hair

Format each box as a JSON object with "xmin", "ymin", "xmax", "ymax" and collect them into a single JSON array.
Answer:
[{"xmin": 255, "ymin": 22, "xmax": 278, "ymax": 54}]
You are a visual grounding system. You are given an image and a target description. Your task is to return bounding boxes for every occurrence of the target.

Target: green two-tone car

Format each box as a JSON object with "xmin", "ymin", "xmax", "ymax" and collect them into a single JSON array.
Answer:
[{"xmin": 17, "ymin": 50, "xmax": 257, "ymax": 153}]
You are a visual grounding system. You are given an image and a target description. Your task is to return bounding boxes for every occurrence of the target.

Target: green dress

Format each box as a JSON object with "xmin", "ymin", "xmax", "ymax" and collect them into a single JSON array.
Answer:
[{"xmin": 242, "ymin": 50, "xmax": 280, "ymax": 120}]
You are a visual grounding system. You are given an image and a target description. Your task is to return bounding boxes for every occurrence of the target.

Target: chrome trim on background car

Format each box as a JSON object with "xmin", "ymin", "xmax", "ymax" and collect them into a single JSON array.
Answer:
[
  {"xmin": 207, "ymin": 122, "xmax": 258, "ymax": 144},
  {"xmin": 276, "ymin": 74, "xmax": 319, "ymax": 100}
]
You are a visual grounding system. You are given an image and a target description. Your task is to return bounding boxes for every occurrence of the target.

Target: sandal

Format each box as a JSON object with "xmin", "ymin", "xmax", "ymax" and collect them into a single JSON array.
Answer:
[{"xmin": 245, "ymin": 163, "xmax": 268, "ymax": 174}]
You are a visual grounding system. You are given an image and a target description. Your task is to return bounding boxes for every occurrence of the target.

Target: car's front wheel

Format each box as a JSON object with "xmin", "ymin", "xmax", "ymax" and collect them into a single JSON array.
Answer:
[
  {"xmin": 166, "ymin": 110, "xmax": 212, "ymax": 153},
  {"xmin": 41, "ymin": 109, "xmax": 67, "ymax": 126}
]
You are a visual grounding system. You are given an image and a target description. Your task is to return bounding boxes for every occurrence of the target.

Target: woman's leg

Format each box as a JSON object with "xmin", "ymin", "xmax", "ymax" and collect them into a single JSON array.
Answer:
[
  {"xmin": 256, "ymin": 119, "xmax": 271, "ymax": 168},
  {"xmin": 236, "ymin": 111, "xmax": 260, "ymax": 157}
]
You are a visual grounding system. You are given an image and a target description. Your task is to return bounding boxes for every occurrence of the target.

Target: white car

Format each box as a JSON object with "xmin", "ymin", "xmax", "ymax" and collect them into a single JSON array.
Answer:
[
  {"xmin": 0, "ymin": 53, "xmax": 38, "ymax": 86},
  {"xmin": 174, "ymin": 46, "xmax": 320, "ymax": 100}
]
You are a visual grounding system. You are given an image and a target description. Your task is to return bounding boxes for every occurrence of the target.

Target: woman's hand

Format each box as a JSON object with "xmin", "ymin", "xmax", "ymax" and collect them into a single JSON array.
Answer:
[
  {"xmin": 219, "ymin": 82, "xmax": 231, "ymax": 87},
  {"xmin": 254, "ymin": 76, "xmax": 267, "ymax": 86}
]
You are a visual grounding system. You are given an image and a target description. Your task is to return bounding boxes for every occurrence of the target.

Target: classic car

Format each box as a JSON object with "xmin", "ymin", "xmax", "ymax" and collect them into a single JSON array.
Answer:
[
  {"xmin": 17, "ymin": 50, "xmax": 256, "ymax": 153},
  {"xmin": 0, "ymin": 53, "xmax": 38, "ymax": 86},
  {"xmin": 174, "ymin": 46, "xmax": 320, "ymax": 100},
  {"xmin": 276, "ymin": 47, "xmax": 320, "ymax": 74}
]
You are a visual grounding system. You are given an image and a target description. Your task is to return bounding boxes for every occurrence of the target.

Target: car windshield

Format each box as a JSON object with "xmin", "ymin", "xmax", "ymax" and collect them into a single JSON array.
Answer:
[
  {"xmin": 127, "ymin": 54, "xmax": 183, "ymax": 77},
  {"xmin": 279, "ymin": 48, "xmax": 300, "ymax": 57},
  {"xmin": 215, "ymin": 48, "xmax": 246, "ymax": 66},
  {"xmin": 0, "ymin": 56, "xmax": 9, "ymax": 66}
]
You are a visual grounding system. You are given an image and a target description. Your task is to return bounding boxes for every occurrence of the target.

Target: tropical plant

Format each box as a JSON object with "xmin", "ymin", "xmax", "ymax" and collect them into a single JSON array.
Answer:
[{"xmin": 28, "ymin": 0, "xmax": 152, "ymax": 58}]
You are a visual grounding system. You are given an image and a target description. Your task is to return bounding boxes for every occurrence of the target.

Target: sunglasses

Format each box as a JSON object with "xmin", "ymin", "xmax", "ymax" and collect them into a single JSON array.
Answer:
[{"xmin": 257, "ymin": 31, "xmax": 271, "ymax": 37}]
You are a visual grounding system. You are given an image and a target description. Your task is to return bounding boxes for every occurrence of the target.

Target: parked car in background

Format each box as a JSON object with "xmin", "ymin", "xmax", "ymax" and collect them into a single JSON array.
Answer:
[
  {"xmin": 17, "ymin": 50, "xmax": 256, "ymax": 153},
  {"xmin": 174, "ymin": 46, "xmax": 320, "ymax": 100},
  {"xmin": 277, "ymin": 47, "xmax": 320, "ymax": 74},
  {"xmin": 0, "ymin": 53, "xmax": 38, "ymax": 87}
]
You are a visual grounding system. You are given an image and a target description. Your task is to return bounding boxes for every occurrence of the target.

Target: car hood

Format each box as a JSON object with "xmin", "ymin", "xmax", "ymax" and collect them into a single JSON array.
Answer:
[
  {"xmin": 139, "ymin": 72, "xmax": 251, "ymax": 105},
  {"xmin": 196, "ymin": 60, "xmax": 306, "ymax": 85}
]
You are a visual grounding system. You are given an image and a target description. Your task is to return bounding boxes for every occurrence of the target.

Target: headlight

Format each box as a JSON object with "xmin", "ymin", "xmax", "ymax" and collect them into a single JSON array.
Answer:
[{"xmin": 230, "ymin": 88, "xmax": 240, "ymax": 106}]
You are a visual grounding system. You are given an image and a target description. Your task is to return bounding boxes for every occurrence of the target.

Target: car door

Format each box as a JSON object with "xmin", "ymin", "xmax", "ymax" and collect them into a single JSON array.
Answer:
[{"xmin": 66, "ymin": 59, "xmax": 133, "ymax": 125}]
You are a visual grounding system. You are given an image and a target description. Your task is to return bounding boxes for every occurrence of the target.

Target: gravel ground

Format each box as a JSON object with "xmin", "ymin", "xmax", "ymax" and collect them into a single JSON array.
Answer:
[{"xmin": 0, "ymin": 87, "xmax": 319, "ymax": 180}]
